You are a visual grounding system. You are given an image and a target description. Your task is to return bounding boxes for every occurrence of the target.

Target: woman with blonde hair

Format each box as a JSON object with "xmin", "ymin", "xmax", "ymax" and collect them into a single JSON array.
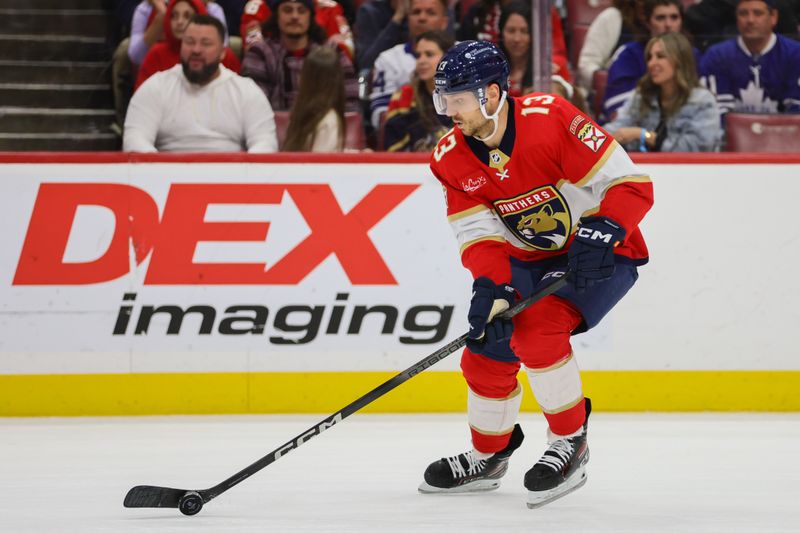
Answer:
[
  {"xmin": 604, "ymin": 32, "xmax": 720, "ymax": 152},
  {"xmin": 382, "ymin": 30, "xmax": 455, "ymax": 152},
  {"xmin": 283, "ymin": 46, "xmax": 346, "ymax": 152}
]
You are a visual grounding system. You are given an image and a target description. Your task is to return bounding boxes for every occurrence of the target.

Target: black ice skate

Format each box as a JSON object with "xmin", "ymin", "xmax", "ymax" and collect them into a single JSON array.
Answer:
[
  {"xmin": 524, "ymin": 397, "xmax": 592, "ymax": 509},
  {"xmin": 418, "ymin": 424, "xmax": 524, "ymax": 493}
]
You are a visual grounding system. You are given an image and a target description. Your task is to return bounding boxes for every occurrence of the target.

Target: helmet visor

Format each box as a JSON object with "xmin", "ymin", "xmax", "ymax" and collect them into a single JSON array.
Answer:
[{"xmin": 432, "ymin": 88, "xmax": 483, "ymax": 116}]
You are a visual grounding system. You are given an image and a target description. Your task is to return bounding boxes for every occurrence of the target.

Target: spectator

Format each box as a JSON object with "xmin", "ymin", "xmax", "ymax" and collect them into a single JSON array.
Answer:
[
  {"xmin": 129, "ymin": 0, "xmax": 230, "ymax": 66},
  {"xmin": 238, "ymin": 0, "xmax": 354, "ymax": 58},
  {"xmin": 498, "ymin": 1, "xmax": 573, "ymax": 98},
  {"xmin": 604, "ymin": 32, "xmax": 721, "ymax": 152},
  {"xmin": 215, "ymin": 0, "xmax": 248, "ymax": 35},
  {"xmin": 241, "ymin": 0, "xmax": 359, "ymax": 111},
  {"xmin": 135, "ymin": 0, "xmax": 241, "ymax": 90},
  {"xmin": 368, "ymin": 0, "xmax": 450, "ymax": 129},
  {"xmin": 114, "ymin": 0, "xmax": 142, "ymax": 38},
  {"xmin": 283, "ymin": 47, "xmax": 347, "ymax": 151},
  {"xmin": 576, "ymin": 0, "xmax": 648, "ymax": 97},
  {"xmin": 700, "ymin": 0, "xmax": 800, "ymax": 115},
  {"xmin": 354, "ymin": 0, "xmax": 410, "ymax": 71},
  {"xmin": 685, "ymin": 0, "xmax": 798, "ymax": 51},
  {"xmin": 457, "ymin": 0, "xmax": 505, "ymax": 42},
  {"xmin": 383, "ymin": 30, "xmax": 455, "ymax": 151},
  {"xmin": 602, "ymin": 0, "xmax": 699, "ymax": 121},
  {"xmin": 124, "ymin": 15, "xmax": 278, "ymax": 152}
]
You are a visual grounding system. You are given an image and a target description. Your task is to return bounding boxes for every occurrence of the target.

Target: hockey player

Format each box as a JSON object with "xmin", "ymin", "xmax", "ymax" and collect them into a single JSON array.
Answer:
[{"xmin": 419, "ymin": 40, "xmax": 653, "ymax": 508}]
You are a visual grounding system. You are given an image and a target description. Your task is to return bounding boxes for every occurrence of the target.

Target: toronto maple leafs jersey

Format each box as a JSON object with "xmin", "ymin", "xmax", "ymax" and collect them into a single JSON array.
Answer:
[
  {"xmin": 369, "ymin": 43, "xmax": 416, "ymax": 128},
  {"xmin": 700, "ymin": 34, "xmax": 800, "ymax": 115},
  {"xmin": 429, "ymin": 94, "xmax": 654, "ymax": 285}
]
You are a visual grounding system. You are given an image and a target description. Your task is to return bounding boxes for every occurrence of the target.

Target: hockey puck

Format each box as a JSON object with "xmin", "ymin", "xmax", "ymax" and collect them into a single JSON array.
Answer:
[{"xmin": 178, "ymin": 491, "xmax": 203, "ymax": 516}]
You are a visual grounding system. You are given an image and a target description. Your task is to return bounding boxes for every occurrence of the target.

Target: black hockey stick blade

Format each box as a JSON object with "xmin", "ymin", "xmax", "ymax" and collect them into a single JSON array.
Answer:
[
  {"xmin": 124, "ymin": 485, "xmax": 185, "ymax": 508},
  {"xmin": 125, "ymin": 485, "xmax": 209, "ymax": 516}
]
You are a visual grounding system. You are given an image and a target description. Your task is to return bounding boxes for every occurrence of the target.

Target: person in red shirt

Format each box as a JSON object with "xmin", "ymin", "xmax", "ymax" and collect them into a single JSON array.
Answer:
[
  {"xmin": 418, "ymin": 41, "xmax": 653, "ymax": 508},
  {"xmin": 135, "ymin": 0, "xmax": 240, "ymax": 90},
  {"xmin": 239, "ymin": 0, "xmax": 353, "ymax": 58}
]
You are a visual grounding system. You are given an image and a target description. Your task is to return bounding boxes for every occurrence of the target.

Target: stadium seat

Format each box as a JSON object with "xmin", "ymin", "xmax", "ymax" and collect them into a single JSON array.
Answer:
[
  {"xmin": 273, "ymin": 111, "xmax": 365, "ymax": 151},
  {"xmin": 565, "ymin": 0, "xmax": 612, "ymax": 67},
  {"xmin": 569, "ymin": 24, "xmax": 589, "ymax": 70},
  {"xmin": 376, "ymin": 111, "xmax": 388, "ymax": 151},
  {"xmin": 274, "ymin": 111, "xmax": 290, "ymax": 149},
  {"xmin": 566, "ymin": 0, "xmax": 613, "ymax": 28},
  {"xmin": 457, "ymin": 0, "xmax": 479, "ymax": 23},
  {"xmin": 590, "ymin": 69, "xmax": 608, "ymax": 120},
  {"xmin": 725, "ymin": 113, "xmax": 800, "ymax": 152},
  {"xmin": 344, "ymin": 111, "xmax": 366, "ymax": 150}
]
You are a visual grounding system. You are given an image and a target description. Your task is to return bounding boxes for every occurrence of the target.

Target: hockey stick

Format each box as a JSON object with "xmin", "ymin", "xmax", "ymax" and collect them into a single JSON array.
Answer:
[{"xmin": 124, "ymin": 273, "xmax": 570, "ymax": 516}]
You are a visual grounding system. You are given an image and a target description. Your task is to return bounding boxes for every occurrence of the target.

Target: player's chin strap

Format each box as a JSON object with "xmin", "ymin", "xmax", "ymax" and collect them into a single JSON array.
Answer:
[{"xmin": 474, "ymin": 90, "xmax": 508, "ymax": 142}]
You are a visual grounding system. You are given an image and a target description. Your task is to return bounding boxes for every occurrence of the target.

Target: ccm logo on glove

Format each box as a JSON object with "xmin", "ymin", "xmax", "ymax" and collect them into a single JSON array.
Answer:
[{"xmin": 575, "ymin": 224, "xmax": 620, "ymax": 244}]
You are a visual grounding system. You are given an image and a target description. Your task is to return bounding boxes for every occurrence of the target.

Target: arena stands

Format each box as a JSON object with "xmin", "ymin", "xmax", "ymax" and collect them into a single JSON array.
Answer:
[{"xmin": 2, "ymin": 0, "xmax": 800, "ymax": 152}]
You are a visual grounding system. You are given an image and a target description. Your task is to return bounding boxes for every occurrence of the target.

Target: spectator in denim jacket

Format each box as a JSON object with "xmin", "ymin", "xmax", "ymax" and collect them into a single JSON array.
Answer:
[{"xmin": 605, "ymin": 32, "xmax": 721, "ymax": 151}]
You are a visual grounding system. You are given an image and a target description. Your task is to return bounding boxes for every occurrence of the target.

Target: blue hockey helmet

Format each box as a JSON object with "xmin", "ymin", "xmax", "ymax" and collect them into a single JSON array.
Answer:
[
  {"xmin": 433, "ymin": 40, "xmax": 509, "ymax": 95},
  {"xmin": 432, "ymin": 40, "xmax": 509, "ymax": 116}
]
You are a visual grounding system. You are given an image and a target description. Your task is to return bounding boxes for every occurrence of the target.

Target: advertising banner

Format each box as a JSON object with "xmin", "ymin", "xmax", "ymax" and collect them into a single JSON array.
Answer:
[{"xmin": 1, "ymin": 154, "xmax": 799, "ymax": 414}]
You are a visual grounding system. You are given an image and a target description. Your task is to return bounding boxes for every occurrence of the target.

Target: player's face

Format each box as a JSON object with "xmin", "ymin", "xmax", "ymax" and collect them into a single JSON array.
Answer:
[
  {"xmin": 408, "ymin": 0, "xmax": 448, "ymax": 39},
  {"xmin": 736, "ymin": 1, "xmax": 777, "ymax": 41},
  {"xmin": 181, "ymin": 23, "xmax": 225, "ymax": 84},
  {"xmin": 441, "ymin": 85, "xmax": 500, "ymax": 138},
  {"xmin": 171, "ymin": 0, "xmax": 197, "ymax": 40},
  {"xmin": 648, "ymin": 4, "xmax": 682, "ymax": 36},
  {"xmin": 278, "ymin": 1, "xmax": 311, "ymax": 38},
  {"xmin": 450, "ymin": 106, "xmax": 492, "ymax": 137},
  {"xmin": 415, "ymin": 39, "xmax": 445, "ymax": 82},
  {"xmin": 646, "ymin": 39, "xmax": 675, "ymax": 87},
  {"xmin": 501, "ymin": 14, "xmax": 530, "ymax": 61}
]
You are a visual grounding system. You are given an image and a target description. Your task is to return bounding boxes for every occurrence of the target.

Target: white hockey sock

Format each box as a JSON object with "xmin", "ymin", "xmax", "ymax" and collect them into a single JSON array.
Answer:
[
  {"xmin": 525, "ymin": 352, "xmax": 583, "ymax": 415},
  {"xmin": 467, "ymin": 382, "xmax": 523, "ymax": 438}
]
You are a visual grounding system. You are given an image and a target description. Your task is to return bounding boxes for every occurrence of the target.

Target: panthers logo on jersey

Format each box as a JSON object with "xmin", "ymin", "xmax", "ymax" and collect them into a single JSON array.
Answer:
[{"xmin": 493, "ymin": 185, "xmax": 572, "ymax": 251}]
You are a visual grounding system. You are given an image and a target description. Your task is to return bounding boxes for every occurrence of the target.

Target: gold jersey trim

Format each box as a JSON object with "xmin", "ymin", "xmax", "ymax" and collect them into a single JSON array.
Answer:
[
  {"xmin": 459, "ymin": 235, "xmax": 506, "ymax": 254},
  {"xmin": 601, "ymin": 175, "xmax": 652, "ymax": 195},
  {"xmin": 570, "ymin": 140, "xmax": 619, "ymax": 188},
  {"xmin": 540, "ymin": 395, "xmax": 584, "ymax": 415},
  {"xmin": 525, "ymin": 352, "xmax": 574, "ymax": 374},
  {"xmin": 469, "ymin": 382, "xmax": 523, "ymax": 402},
  {"xmin": 468, "ymin": 423, "xmax": 518, "ymax": 436},
  {"xmin": 447, "ymin": 203, "xmax": 491, "ymax": 222},
  {"xmin": 386, "ymin": 133, "xmax": 410, "ymax": 153}
]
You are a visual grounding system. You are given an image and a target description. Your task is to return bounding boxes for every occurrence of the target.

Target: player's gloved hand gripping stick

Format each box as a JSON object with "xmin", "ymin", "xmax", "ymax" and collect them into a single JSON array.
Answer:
[
  {"xmin": 567, "ymin": 216, "xmax": 626, "ymax": 291},
  {"xmin": 123, "ymin": 274, "xmax": 569, "ymax": 516},
  {"xmin": 465, "ymin": 276, "xmax": 516, "ymax": 356}
]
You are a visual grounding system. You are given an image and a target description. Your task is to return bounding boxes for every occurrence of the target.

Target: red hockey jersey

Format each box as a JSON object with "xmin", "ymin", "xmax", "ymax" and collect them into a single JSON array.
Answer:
[{"xmin": 429, "ymin": 93, "xmax": 653, "ymax": 285}]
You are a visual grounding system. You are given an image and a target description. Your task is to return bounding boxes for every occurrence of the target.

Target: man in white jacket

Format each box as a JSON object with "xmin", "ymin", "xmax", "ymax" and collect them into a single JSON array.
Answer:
[{"xmin": 124, "ymin": 14, "xmax": 278, "ymax": 153}]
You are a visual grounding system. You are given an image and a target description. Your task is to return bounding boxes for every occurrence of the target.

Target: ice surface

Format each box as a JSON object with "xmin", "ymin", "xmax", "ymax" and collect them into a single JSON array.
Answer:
[{"xmin": 1, "ymin": 413, "xmax": 798, "ymax": 532}]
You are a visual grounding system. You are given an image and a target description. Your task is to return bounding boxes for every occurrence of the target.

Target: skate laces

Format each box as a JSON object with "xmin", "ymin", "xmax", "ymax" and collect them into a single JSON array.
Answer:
[
  {"xmin": 446, "ymin": 450, "xmax": 487, "ymax": 479},
  {"xmin": 536, "ymin": 438, "xmax": 574, "ymax": 472}
]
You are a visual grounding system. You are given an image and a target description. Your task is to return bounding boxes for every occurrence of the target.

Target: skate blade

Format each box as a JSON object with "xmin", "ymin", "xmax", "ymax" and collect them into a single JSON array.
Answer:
[
  {"xmin": 418, "ymin": 478, "xmax": 502, "ymax": 494},
  {"xmin": 526, "ymin": 466, "xmax": 587, "ymax": 509}
]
